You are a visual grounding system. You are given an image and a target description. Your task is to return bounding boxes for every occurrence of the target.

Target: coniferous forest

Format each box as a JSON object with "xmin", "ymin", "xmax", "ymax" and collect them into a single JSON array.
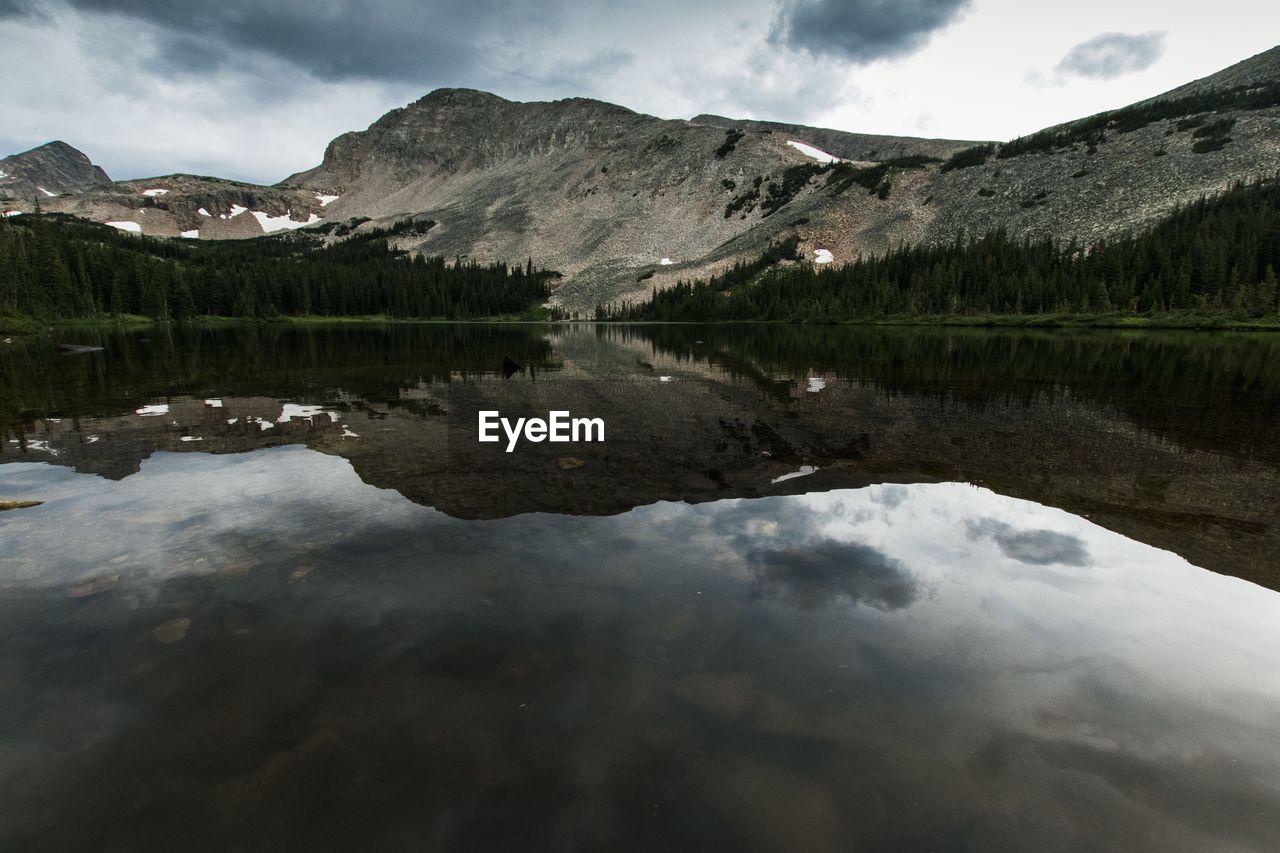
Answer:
[
  {"xmin": 3, "ymin": 178, "xmax": 1280, "ymax": 331},
  {"xmin": 0, "ymin": 214, "xmax": 553, "ymax": 330},
  {"xmin": 605, "ymin": 177, "xmax": 1280, "ymax": 323}
]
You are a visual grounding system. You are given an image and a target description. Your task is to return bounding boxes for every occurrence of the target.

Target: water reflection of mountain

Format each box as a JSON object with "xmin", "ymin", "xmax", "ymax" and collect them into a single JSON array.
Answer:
[
  {"xmin": 2, "ymin": 323, "xmax": 1277, "ymax": 590},
  {"xmin": 616, "ymin": 324, "xmax": 1280, "ymax": 465}
]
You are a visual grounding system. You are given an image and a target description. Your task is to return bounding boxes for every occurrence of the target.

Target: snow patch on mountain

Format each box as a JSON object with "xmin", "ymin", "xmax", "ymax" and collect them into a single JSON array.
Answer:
[
  {"xmin": 253, "ymin": 210, "xmax": 321, "ymax": 233},
  {"xmin": 198, "ymin": 207, "xmax": 211, "ymax": 217},
  {"xmin": 786, "ymin": 141, "xmax": 840, "ymax": 164},
  {"xmin": 181, "ymin": 229, "xmax": 199, "ymax": 239},
  {"xmin": 315, "ymin": 193, "xmax": 339, "ymax": 206},
  {"xmin": 278, "ymin": 403, "xmax": 340, "ymax": 423},
  {"xmin": 106, "ymin": 220, "xmax": 142, "ymax": 233},
  {"xmin": 142, "ymin": 188, "xmax": 169, "ymax": 197},
  {"xmin": 771, "ymin": 465, "xmax": 819, "ymax": 484},
  {"xmin": 37, "ymin": 186, "xmax": 56, "ymax": 197},
  {"xmin": 814, "ymin": 249, "xmax": 834, "ymax": 264}
]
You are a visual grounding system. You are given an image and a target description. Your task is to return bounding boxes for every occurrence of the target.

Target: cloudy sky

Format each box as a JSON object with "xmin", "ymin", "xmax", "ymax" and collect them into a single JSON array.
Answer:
[{"xmin": 2, "ymin": 0, "xmax": 1277, "ymax": 184}]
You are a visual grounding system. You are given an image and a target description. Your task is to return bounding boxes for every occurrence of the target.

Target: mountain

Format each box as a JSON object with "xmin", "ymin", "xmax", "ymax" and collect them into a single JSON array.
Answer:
[
  {"xmin": 277, "ymin": 88, "xmax": 983, "ymax": 309},
  {"xmin": 9, "ymin": 45, "xmax": 1280, "ymax": 312},
  {"xmin": 0, "ymin": 141, "xmax": 112, "ymax": 201}
]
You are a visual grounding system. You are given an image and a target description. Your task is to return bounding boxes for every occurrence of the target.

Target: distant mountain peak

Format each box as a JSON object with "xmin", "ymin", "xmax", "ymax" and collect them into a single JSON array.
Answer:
[
  {"xmin": 412, "ymin": 87, "xmax": 510, "ymax": 105},
  {"xmin": 0, "ymin": 140, "xmax": 112, "ymax": 201}
]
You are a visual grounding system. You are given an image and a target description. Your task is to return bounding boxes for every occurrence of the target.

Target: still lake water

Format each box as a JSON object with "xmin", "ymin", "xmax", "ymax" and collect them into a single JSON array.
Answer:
[{"xmin": 2, "ymin": 323, "xmax": 1279, "ymax": 851}]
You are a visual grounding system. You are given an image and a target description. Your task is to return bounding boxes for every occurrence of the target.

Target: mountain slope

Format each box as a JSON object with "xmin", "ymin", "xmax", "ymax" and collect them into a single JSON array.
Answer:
[
  {"xmin": 915, "ymin": 45, "xmax": 1280, "ymax": 253},
  {"xmin": 0, "ymin": 141, "xmax": 112, "ymax": 201},
  {"xmin": 1149, "ymin": 44, "xmax": 1280, "ymax": 101},
  {"xmin": 688, "ymin": 113, "xmax": 978, "ymax": 162}
]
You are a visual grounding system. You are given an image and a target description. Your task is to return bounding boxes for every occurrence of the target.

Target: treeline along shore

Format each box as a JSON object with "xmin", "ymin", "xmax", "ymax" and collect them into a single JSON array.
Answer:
[
  {"xmin": 2, "ymin": 177, "xmax": 1279, "ymax": 333},
  {"xmin": 0, "ymin": 215, "xmax": 553, "ymax": 333}
]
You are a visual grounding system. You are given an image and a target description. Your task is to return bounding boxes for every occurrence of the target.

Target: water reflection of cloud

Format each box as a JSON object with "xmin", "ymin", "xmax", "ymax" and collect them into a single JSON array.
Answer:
[
  {"xmin": 4, "ymin": 449, "xmax": 1280, "ymax": 850},
  {"xmin": 870, "ymin": 484, "xmax": 909, "ymax": 509},
  {"xmin": 966, "ymin": 519, "xmax": 1090, "ymax": 566},
  {"xmin": 748, "ymin": 540, "xmax": 919, "ymax": 611},
  {"xmin": 0, "ymin": 449, "xmax": 436, "ymax": 588}
]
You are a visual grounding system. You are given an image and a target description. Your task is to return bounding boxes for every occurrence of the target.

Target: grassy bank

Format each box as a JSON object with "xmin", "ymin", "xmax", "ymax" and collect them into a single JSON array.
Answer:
[
  {"xmin": 845, "ymin": 311, "xmax": 1280, "ymax": 331},
  {"xmin": 5, "ymin": 309, "xmax": 1277, "ymax": 338},
  {"xmin": 591, "ymin": 311, "xmax": 1280, "ymax": 331},
  {"xmin": 1, "ymin": 313, "xmax": 153, "ymax": 337},
  {"xmin": 0, "ymin": 309, "xmax": 556, "ymax": 337}
]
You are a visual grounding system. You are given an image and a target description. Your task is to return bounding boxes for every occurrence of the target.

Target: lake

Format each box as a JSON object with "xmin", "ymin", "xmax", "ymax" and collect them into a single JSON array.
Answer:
[{"xmin": 2, "ymin": 323, "xmax": 1279, "ymax": 851}]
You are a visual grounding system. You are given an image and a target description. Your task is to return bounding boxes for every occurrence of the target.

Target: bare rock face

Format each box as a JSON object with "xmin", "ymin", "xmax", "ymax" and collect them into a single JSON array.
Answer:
[{"xmin": 0, "ymin": 141, "xmax": 113, "ymax": 201}]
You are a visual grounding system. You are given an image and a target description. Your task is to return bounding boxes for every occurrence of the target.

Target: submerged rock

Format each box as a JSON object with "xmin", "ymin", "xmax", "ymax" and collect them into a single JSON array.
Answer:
[
  {"xmin": 68, "ymin": 573, "xmax": 120, "ymax": 597},
  {"xmin": 151, "ymin": 617, "xmax": 191, "ymax": 644},
  {"xmin": 0, "ymin": 500, "xmax": 43, "ymax": 511},
  {"xmin": 56, "ymin": 343, "xmax": 104, "ymax": 354}
]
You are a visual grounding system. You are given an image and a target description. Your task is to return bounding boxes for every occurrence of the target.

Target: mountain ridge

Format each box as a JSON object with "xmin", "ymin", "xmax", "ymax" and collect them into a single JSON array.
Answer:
[{"xmin": 8, "ymin": 44, "xmax": 1280, "ymax": 311}]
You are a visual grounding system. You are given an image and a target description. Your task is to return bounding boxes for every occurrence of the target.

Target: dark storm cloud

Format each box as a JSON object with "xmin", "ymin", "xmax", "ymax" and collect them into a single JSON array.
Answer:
[
  {"xmin": 11, "ymin": 0, "xmax": 561, "ymax": 83},
  {"xmin": 0, "ymin": 0, "xmax": 41, "ymax": 15},
  {"xmin": 769, "ymin": 0, "xmax": 971, "ymax": 64},
  {"xmin": 748, "ymin": 539, "xmax": 919, "ymax": 610},
  {"xmin": 1055, "ymin": 31, "xmax": 1167, "ymax": 80},
  {"xmin": 537, "ymin": 49, "xmax": 635, "ymax": 92},
  {"xmin": 967, "ymin": 520, "xmax": 1089, "ymax": 567}
]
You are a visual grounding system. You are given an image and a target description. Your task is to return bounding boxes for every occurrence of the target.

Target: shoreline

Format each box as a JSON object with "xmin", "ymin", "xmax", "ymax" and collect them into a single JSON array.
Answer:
[{"xmin": 4, "ymin": 310, "xmax": 1279, "ymax": 338}]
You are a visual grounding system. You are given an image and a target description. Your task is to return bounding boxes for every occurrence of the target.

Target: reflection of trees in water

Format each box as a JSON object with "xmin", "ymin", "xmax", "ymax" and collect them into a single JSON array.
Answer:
[
  {"xmin": 5, "ymin": 321, "xmax": 1277, "ymax": 464},
  {"xmin": 610, "ymin": 323, "xmax": 1280, "ymax": 462},
  {"xmin": 0, "ymin": 323, "xmax": 559, "ymax": 434}
]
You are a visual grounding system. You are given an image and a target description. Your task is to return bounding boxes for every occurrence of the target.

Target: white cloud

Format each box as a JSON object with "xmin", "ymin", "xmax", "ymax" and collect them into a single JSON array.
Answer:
[
  {"xmin": 1055, "ymin": 31, "xmax": 1168, "ymax": 80},
  {"xmin": 0, "ymin": 0, "xmax": 1277, "ymax": 181}
]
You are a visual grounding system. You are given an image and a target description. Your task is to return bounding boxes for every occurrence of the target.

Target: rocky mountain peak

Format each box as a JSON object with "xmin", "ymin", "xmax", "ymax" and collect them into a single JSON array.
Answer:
[
  {"xmin": 285, "ymin": 87, "xmax": 668, "ymax": 193},
  {"xmin": 408, "ymin": 87, "xmax": 512, "ymax": 108},
  {"xmin": 0, "ymin": 140, "xmax": 113, "ymax": 201}
]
